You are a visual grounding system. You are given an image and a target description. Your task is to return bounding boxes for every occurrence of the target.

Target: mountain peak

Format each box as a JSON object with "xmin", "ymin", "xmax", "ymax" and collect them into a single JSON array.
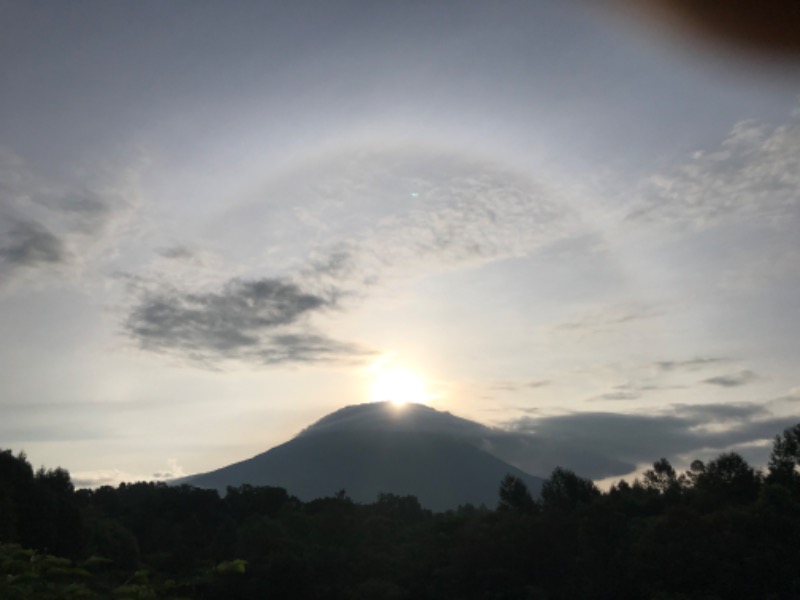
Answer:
[
  {"xmin": 180, "ymin": 401, "xmax": 542, "ymax": 511},
  {"xmin": 297, "ymin": 401, "xmax": 492, "ymax": 439}
]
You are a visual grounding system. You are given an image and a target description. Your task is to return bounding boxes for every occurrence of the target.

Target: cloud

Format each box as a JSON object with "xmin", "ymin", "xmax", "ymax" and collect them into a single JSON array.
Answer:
[
  {"xmin": 618, "ymin": 381, "xmax": 687, "ymax": 393},
  {"xmin": 554, "ymin": 303, "xmax": 663, "ymax": 336},
  {"xmin": 306, "ymin": 247, "xmax": 356, "ymax": 280},
  {"xmin": 256, "ymin": 333, "xmax": 366, "ymax": 364},
  {"xmin": 491, "ymin": 380, "xmax": 548, "ymax": 391},
  {"xmin": 628, "ymin": 115, "xmax": 800, "ymax": 228},
  {"xmin": 122, "ymin": 143, "xmax": 580, "ymax": 369},
  {"xmin": 655, "ymin": 357, "xmax": 730, "ymax": 372},
  {"xmin": 592, "ymin": 391, "xmax": 642, "ymax": 401},
  {"xmin": 585, "ymin": 377, "xmax": 690, "ymax": 403},
  {"xmin": 702, "ymin": 370, "xmax": 758, "ymax": 387},
  {"xmin": 124, "ymin": 276, "xmax": 367, "ymax": 366},
  {"xmin": 54, "ymin": 189, "xmax": 117, "ymax": 234},
  {"xmin": 151, "ymin": 458, "xmax": 186, "ymax": 481},
  {"xmin": 71, "ymin": 471, "xmax": 131, "ymax": 489},
  {"xmin": 331, "ymin": 400, "xmax": 794, "ymax": 482},
  {"xmin": 0, "ymin": 147, "xmax": 140, "ymax": 290},
  {"xmin": 218, "ymin": 143, "xmax": 580, "ymax": 292},
  {"xmin": 767, "ymin": 388, "xmax": 800, "ymax": 410},
  {"xmin": 72, "ymin": 459, "xmax": 186, "ymax": 489},
  {"xmin": 669, "ymin": 402, "xmax": 769, "ymax": 422},
  {"xmin": 490, "ymin": 382, "xmax": 521, "ymax": 392},
  {"xmin": 158, "ymin": 245, "xmax": 195, "ymax": 260},
  {"xmin": 494, "ymin": 402, "xmax": 796, "ymax": 480},
  {"xmin": 0, "ymin": 219, "xmax": 66, "ymax": 268},
  {"xmin": 528, "ymin": 380, "xmax": 551, "ymax": 388}
]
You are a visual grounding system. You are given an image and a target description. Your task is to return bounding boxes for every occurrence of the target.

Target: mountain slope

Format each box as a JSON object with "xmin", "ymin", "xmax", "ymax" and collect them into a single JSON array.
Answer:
[{"xmin": 180, "ymin": 402, "xmax": 543, "ymax": 511}]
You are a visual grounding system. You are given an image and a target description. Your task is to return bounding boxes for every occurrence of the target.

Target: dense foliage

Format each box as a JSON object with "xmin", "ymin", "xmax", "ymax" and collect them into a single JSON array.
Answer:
[{"xmin": 1, "ymin": 423, "xmax": 799, "ymax": 599}]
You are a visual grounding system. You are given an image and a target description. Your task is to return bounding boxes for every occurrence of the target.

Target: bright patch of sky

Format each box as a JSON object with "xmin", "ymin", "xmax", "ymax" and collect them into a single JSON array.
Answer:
[{"xmin": 1, "ymin": 0, "xmax": 798, "ymax": 485}]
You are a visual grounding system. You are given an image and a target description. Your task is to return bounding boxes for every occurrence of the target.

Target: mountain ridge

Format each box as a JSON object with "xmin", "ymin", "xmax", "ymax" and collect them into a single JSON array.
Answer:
[
  {"xmin": 178, "ymin": 401, "xmax": 543, "ymax": 511},
  {"xmin": 298, "ymin": 401, "xmax": 495, "ymax": 437}
]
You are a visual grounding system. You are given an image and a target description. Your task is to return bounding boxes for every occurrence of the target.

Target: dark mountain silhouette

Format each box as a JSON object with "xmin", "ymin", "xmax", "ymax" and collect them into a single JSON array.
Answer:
[{"xmin": 178, "ymin": 401, "xmax": 544, "ymax": 511}]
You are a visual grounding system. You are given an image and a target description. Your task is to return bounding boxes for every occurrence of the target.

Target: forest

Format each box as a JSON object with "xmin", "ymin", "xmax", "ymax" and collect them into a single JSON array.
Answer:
[{"xmin": 1, "ymin": 422, "xmax": 799, "ymax": 600}]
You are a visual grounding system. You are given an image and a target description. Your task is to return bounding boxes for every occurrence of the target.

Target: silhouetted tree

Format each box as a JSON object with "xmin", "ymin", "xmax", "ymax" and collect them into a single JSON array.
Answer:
[
  {"xmin": 0, "ymin": 450, "xmax": 80, "ymax": 554},
  {"xmin": 694, "ymin": 452, "xmax": 761, "ymax": 506},
  {"xmin": 683, "ymin": 458, "xmax": 706, "ymax": 488},
  {"xmin": 374, "ymin": 493, "xmax": 427, "ymax": 522},
  {"xmin": 643, "ymin": 458, "xmax": 678, "ymax": 494},
  {"xmin": 0, "ymin": 450, "xmax": 34, "ymax": 544},
  {"xmin": 497, "ymin": 474, "xmax": 536, "ymax": 513},
  {"xmin": 34, "ymin": 467, "xmax": 83, "ymax": 557},
  {"xmin": 225, "ymin": 484, "xmax": 289, "ymax": 519},
  {"xmin": 541, "ymin": 467, "xmax": 600, "ymax": 511},
  {"xmin": 768, "ymin": 423, "xmax": 800, "ymax": 488}
]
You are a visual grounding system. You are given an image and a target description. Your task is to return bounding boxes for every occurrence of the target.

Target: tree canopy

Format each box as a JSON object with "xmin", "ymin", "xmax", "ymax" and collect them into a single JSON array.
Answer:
[{"xmin": 2, "ymin": 422, "xmax": 800, "ymax": 599}]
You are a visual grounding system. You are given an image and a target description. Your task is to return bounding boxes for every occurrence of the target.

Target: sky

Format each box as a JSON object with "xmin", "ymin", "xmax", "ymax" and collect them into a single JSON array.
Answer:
[{"xmin": 1, "ymin": 0, "xmax": 799, "ymax": 488}]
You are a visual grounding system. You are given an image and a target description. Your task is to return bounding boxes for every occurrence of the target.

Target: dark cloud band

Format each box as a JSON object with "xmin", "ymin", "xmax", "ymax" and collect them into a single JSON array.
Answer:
[
  {"xmin": 494, "ymin": 402, "xmax": 795, "ymax": 480},
  {"xmin": 702, "ymin": 370, "xmax": 758, "ymax": 387},
  {"xmin": 125, "ymin": 277, "xmax": 367, "ymax": 366},
  {"xmin": 0, "ymin": 219, "xmax": 66, "ymax": 268}
]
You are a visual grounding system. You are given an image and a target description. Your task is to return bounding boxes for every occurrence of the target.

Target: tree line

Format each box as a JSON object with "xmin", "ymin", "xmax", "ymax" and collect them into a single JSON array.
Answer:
[{"xmin": 1, "ymin": 423, "xmax": 799, "ymax": 599}]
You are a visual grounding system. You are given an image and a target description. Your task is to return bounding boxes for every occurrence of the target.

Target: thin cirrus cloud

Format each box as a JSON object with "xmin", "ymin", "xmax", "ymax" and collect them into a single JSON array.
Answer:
[
  {"xmin": 124, "ymin": 276, "xmax": 368, "ymax": 366},
  {"xmin": 0, "ymin": 193, "xmax": 120, "ymax": 275},
  {"xmin": 216, "ymin": 144, "xmax": 579, "ymax": 287},
  {"xmin": 124, "ymin": 144, "xmax": 580, "ymax": 368},
  {"xmin": 627, "ymin": 115, "xmax": 800, "ymax": 228},
  {"xmin": 157, "ymin": 245, "xmax": 196, "ymax": 261},
  {"xmin": 583, "ymin": 362, "xmax": 727, "ymax": 403},
  {"xmin": 583, "ymin": 359, "xmax": 748, "ymax": 402},
  {"xmin": 655, "ymin": 357, "xmax": 730, "ymax": 371},
  {"xmin": 593, "ymin": 391, "xmax": 644, "ymax": 402},
  {"xmin": 0, "ymin": 148, "xmax": 140, "ymax": 289},
  {"xmin": 489, "ymin": 380, "xmax": 551, "ymax": 393},
  {"xmin": 553, "ymin": 303, "xmax": 665, "ymax": 335},
  {"xmin": 702, "ymin": 370, "xmax": 759, "ymax": 387}
]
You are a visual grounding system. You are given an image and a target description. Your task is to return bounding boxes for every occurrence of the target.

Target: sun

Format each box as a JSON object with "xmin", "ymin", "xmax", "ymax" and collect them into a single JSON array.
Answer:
[
  {"xmin": 368, "ymin": 355, "xmax": 431, "ymax": 406},
  {"xmin": 371, "ymin": 367, "xmax": 428, "ymax": 406}
]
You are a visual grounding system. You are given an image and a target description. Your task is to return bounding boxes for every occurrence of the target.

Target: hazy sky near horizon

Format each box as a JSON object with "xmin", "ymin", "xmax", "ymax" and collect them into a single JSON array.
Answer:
[{"xmin": 1, "ymin": 0, "xmax": 799, "ymax": 487}]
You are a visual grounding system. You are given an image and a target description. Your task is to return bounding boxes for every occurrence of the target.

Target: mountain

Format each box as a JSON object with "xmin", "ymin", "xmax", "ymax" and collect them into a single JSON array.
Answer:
[{"xmin": 178, "ymin": 402, "xmax": 544, "ymax": 511}]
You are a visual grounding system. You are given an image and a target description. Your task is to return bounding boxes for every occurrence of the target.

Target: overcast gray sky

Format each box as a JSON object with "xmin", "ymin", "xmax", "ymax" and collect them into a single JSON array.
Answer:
[{"xmin": 1, "ymin": 0, "xmax": 798, "ymax": 487}]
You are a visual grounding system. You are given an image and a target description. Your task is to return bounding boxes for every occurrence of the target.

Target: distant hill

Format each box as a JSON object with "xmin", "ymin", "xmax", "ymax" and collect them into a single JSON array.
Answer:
[{"xmin": 178, "ymin": 402, "xmax": 543, "ymax": 511}]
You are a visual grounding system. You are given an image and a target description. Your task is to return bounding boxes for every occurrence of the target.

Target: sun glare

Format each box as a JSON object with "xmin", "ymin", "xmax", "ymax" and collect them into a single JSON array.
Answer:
[{"xmin": 368, "ymin": 355, "xmax": 431, "ymax": 406}]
